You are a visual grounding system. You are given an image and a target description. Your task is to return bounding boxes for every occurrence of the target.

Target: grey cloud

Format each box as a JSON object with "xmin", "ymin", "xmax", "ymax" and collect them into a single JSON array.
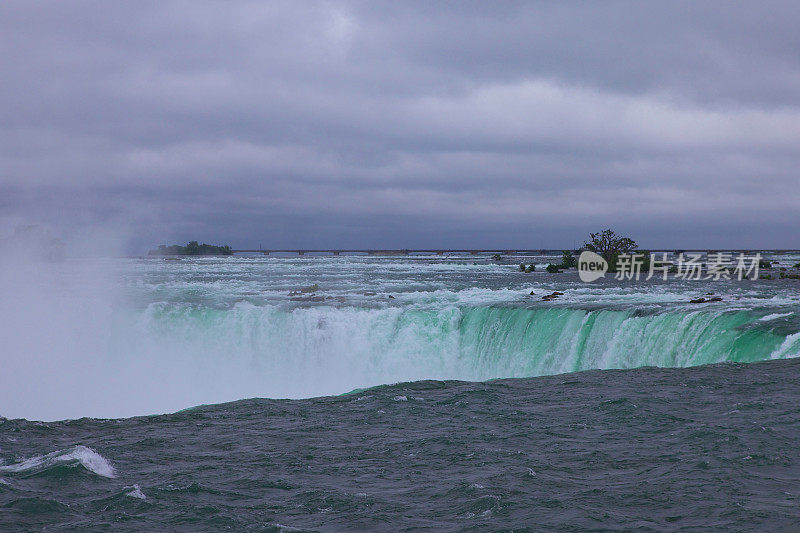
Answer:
[{"xmin": 1, "ymin": 1, "xmax": 799, "ymax": 250}]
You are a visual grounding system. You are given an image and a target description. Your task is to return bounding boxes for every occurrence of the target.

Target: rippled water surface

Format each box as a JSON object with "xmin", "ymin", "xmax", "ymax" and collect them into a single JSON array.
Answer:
[
  {"xmin": 2, "ymin": 252, "xmax": 800, "ymax": 530},
  {"xmin": 3, "ymin": 360, "xmax": 800, "ymax": 531}
]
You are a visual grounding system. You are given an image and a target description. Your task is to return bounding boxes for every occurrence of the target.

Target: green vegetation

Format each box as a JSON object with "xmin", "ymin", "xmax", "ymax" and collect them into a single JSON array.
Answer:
[
  {"xmin": 149, "ymin": 241, "xmax": 233, "ymax": 256},
  {"xmin": 541, "ymin": 251, "xmax": 577, "ymax": 274},
  {"xmin": 583, "ymin": 229, "xmax": 639, "ymax": 272},
  {"xmin": 560, "ymin": 250, "xmax": 577, "ymax": 269},
  {"xmin": 526, "ymin": 264, "xmax": 536, "ymax": 273},
  {"xmin": 519, "ymin": 263, "xmax": 526, "ymax": 272}
]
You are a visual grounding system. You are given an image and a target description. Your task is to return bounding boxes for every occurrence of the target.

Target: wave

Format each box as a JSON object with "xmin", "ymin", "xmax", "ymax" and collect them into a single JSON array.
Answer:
[
  {"xmin": 125, "ymin": 484, "xmax": 146, "ymax": 499},
  {"xmin": 0, "ymin": 445, "xmax": 115, "ymax": 478},
  {"xmin": 759, "ymin": 312, "xmax": 794, "ymax": 322}
]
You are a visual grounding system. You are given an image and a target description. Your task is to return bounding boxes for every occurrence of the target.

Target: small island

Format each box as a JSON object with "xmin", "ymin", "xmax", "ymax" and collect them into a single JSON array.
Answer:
[{"xmin": 148, "ymin": 241, "xmax": 233, "ymax": 256}]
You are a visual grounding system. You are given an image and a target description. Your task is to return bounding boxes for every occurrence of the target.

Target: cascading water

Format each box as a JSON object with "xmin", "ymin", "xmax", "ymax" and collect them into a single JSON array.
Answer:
[
  {"xmin": 130, "ymin": 302, "xmax": 799, "ymax": 395},
  {"xmin": 2, "ymin": 253, "xmax": 800, "ymax": 420}
]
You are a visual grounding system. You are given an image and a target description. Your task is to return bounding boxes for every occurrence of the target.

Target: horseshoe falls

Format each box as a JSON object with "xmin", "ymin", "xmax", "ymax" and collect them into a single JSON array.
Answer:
[
  {"xmin": 4, "ymin": 252, "xmax": 800, "ymax": 531},
  {"xmin": 2, "ymin": 253, "xmax": 799, "ymax": 421}
]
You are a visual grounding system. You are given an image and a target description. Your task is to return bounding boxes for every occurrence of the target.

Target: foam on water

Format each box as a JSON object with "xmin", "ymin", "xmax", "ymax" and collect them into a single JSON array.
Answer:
[
  {"xmin": 4, "ymin": 358, "xmax": 800, "ymax": 531},
  {"xmin": 0, "ymin": 445, "xmax": 116, "ymax": 478},
  {"xmin": 125, "ymin": 484, "xmax": 146, "ymax": 499},
  {"xmin": 770, "ymin": 331, "xmax": 800, "ymax": 359},
  {"xmin": 99, "ymin": 302, "xmax": 792, "ymax": 411},
  {"xmin": 759, "ymin": 312, "xmax": 794, "ymax": 321},
  {"xmin": 3, "ymin": 254, "xmax": 800, "ymax": 421}
]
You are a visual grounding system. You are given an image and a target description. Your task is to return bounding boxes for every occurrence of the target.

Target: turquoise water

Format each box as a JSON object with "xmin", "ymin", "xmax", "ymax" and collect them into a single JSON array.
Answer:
[
  {"xmin": 1, "ymin": 252, "xmax": 799, "ymax": 421},
  {"xmin": 3, "ymin": 253, "xmax": 800, "ymax": 530}
]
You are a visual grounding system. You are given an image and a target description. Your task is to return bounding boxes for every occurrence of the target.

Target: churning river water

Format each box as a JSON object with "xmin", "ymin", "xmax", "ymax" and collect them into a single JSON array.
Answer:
[{"xmin": 2, "ymin": 252, "xmax": 800, "ymax": 530}]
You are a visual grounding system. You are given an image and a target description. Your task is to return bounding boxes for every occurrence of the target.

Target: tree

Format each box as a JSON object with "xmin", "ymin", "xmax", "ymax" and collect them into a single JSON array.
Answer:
[
  {"xmin": 583, "ymin": 229, "xmax": 637, "ymax": 272},
  {"xmin": 148, "ymin": 241, "xmax": 233, "ymax": 256}
]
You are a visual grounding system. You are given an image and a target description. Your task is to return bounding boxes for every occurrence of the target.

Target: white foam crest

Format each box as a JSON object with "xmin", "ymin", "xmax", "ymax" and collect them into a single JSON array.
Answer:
[
  {"xmin": 395, "ymin": 287, "xmax": 531, "ymax": 306},
  {"xmin": 125, "ymin": 484, "xmax": 146, "ymax": 499},
  {"xmin": 0, "ymin": 445, "xmax": 115, "ymax": 478},
  {"xmin": 759, "ymin": 312, "xmax": 794, "ymax": 322},
  {"xmin": 125, "ymin": 256, "xmax": 800, "ymax": 311},
  {"xmin": 5, "ymin": 252, "xmax": 800, "ymax": 421},
  {"xmin": 770, "ymin": 332, "xmax": 800, "ymax": 360}
]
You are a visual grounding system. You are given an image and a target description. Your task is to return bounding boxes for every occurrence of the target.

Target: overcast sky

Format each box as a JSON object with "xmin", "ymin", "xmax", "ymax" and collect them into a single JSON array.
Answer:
[{"xmin": 2, "ymin": 1, "xmax": 799, "ymax": 252}]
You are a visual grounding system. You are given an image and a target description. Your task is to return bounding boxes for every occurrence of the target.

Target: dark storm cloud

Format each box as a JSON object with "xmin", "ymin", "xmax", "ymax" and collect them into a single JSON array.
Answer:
[{"xmin": 1, "ymin": 0, "xmax": 799, "ymax": 250}]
